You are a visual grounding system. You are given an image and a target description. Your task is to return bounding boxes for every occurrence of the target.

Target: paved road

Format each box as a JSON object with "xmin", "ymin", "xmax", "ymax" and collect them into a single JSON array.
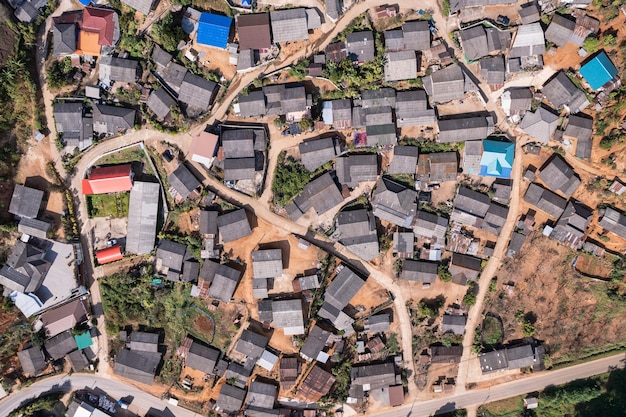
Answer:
[
  {"xmin": 2, "ymin": 353, "xmax": 623, "ymax": 417},
  {"xmin": 0, "ymin": 374, "xmax": 200, "ymax": 417}
]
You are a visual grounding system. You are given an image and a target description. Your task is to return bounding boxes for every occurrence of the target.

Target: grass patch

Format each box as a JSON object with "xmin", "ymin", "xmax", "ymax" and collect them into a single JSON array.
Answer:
[
  {"xmin": 388, "ymin": 174, "xmax": 415, "ymax": 188},
  {"xmin": 96, "ymin": 146, "xmax": 155, "ymax": 175},
  {"xmin": 481, "ymin": 314, "xmax": 503, "ymax": 347},
  {"xmin": 86, "ymin": 193, "xmax": 130, "ymax": 218},
  {"xmin": 479, "ymin": 395, "xmax": 524, "ymax": 417}
]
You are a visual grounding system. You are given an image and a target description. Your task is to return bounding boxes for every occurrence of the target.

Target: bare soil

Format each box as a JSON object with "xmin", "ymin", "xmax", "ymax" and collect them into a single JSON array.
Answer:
[
  {"xmin": 490, "ymin": 233, "xmax": 626, "ymax": 365},
  {"xmin": 574, "ymin": 253, "xmax": 614, "ymax": 279},
  {"xmin": 191, "ymin": 44, "xmax": 236, "ymax": 80},
  {"xmin": 543, "ymin": 42, "xmax": 584, "ymax": 72}
]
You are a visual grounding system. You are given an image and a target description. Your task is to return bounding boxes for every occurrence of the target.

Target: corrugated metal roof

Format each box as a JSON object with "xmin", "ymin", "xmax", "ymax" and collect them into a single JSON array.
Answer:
[{"xmin": 197, "ymin": 13, "xmax": 232, "ymax": 48}]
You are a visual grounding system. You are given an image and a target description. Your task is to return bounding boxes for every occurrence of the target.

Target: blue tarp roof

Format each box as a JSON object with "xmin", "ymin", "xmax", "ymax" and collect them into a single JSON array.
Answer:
[
  {"xmin": 197, "ymin": 13, "xmax": 232, "ymax": 48},
  {"xmin": 479, "ymin": 139, "xmax": 514, "ymax": 178},
  {"xmin": 580, "ymin": 51, "xmax": 618, "ymax": 91}
]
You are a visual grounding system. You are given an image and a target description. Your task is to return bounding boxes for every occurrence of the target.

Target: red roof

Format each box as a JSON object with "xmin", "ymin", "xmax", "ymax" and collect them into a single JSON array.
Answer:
[
  {"xmin": 96, "ymin": 245, "xmax": 123, "ymax": 264},
  {"xmin": 82, "ymin": 164, "xmax": 133, "ymax": 194},
  {"xmin": 82, "ymin": 7, "xmax": 115, "ymax": 46}
]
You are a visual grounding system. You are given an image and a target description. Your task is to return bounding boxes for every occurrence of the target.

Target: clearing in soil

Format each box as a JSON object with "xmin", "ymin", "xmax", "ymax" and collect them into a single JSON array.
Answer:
[{"xmin": 490, "ymin": 233, "xmax": 626, "ymax": 367}]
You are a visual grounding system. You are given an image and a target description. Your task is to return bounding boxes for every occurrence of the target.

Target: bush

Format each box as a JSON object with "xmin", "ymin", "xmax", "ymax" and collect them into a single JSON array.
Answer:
[
  {"xmin": 463, "ymin": 283, "xmax": 477, "ymax": 307},
  {"xmin": 438, "ymin": 264, "xmax": 452, "ymax": 282},
  {"xmin": 271, "ymin": 151, "xmax": 311, "ymax": 207},
  {"xmin": 152, "ymin": 13, "xmax": 185, "ymax": 52},
  {"xmin": 583, "ymin": 37, "xmax": 600, "ymax": 53}
]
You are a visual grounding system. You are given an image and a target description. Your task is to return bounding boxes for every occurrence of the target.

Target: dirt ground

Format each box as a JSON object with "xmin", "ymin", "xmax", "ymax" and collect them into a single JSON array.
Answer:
[
  {"xmin": 458, "ymin": 1, "xmax": 528, "ymax": 24},
  {"xmin": 543, "ymin": 42, "xmax": 584, "ymax": 72},
  {"xmin": 191, "ymin": 44, "xmax": 236, "ymax": 80},
  {"xmin": 350, "ymin": 278, "xmax": 393, "ymax": 317},
  {"xmin": 436, "ymin": 95, "xmax": 486, "ymax": 116},
  {"xmin": 490, "ymin": 232, "xmax": 626, "ymax": 366},
  {"xmin": 574, "ymin": 253, "xmax": 614, "ymax": 279}
]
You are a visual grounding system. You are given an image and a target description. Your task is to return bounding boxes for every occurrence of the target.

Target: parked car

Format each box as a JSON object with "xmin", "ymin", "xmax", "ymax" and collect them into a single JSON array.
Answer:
[
  {"xmin": 497, "ymin": 15, "xmax": 510, "ymax": 25},
  {"xmin": 106, "ymin": 239, "xmax": 118, "ymax": 247},
  {"xmin": 162, "ymin": 149, "xmax": 174, "ymax": 162}
]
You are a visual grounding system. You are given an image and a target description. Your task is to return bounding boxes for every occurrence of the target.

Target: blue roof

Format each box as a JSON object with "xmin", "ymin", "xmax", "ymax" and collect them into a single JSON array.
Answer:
[
  {"xmin": 197, "ymin": 13, "xmax": 232, "ymax": 48},
  {"xmin": 74, "ymin": 331, "xmax": 93, "ymax": 350},
  {"xmin": 479, "ymin": 139, "xmax": 514, "ymax": 178},
  {"xmin": 580, "ymin": 51, "xmax": 618, "ymax": 91}
]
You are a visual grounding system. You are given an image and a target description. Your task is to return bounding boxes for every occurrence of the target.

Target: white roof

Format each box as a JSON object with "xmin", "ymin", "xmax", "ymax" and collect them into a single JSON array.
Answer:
[
  {"xmin": 513, "ymin": 23, "xmax": 545, "ymax": 47},
  {"xmin": 10, "ymin": 291, "xmax": 43, "ymax": 317},
  {"xmin": 74, "ymin": 403, "xmax": 94, "ymax": 417},
  {"xmin": 257, "ymin": 349, "xmax": 278, "ymax": 371}
]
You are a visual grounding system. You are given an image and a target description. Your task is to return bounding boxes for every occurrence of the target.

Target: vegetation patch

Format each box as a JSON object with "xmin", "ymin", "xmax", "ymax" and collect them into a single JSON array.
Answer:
[
  {"xmin": 86, "ymin": 193, "xmax": 130, "ymax": 218},
  {"xmin": 271, "ymin": 151, "xmax": 313, "ymax": 207},
  {"xmin": 8, "ymin": 393, "xmax": 63, "ymax": 417},
  {"xmin": 480, "ymin": 314, "xmax": 503, "ymax": 347}
]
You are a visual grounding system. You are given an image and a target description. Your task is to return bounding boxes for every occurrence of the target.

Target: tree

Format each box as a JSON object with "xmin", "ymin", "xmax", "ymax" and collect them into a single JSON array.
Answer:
[
  {"xmin": 583, "ymin": 37, "xmax": 600, "ymax": 53},
  {"xmin": 298, "ymin": 117, "xmax": 313, "ymax": 131},
  {"xmin": 602, "ymin": 34, "xmax": 617, "ymax": 47},
  {"xmin": 438, "ymin": 265, "xmax": 452, "ymax": 282},
  {"xmin": 152, "ymin": 13, "xmax": 185, "ymax": 52},
  {"xmin": 522, "ymin": 321, "xmax": 536, "ymax": 337}
]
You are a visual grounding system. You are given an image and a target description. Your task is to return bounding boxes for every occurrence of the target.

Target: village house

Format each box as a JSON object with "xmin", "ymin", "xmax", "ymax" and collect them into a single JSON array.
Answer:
[
  {"xmin": 545, "ymin": 14, "xmax": 576, "ymax": 47},
  {"xmin": 246, "ymin": 381, "xmax": 277, "ymax": 411},
  {"xmin": 500, "ymin": 87, "xmax": 532, "ymax": 121},
  {"xmin": 236, "ymin": 13, "xmax": 272, "ymax": 51},
  {"xmin": 280, "ymin": 357, "xmax": 300, "ymax": 389},
  {"xmin": 270, "ymin": 8, "xmax": 310, "ymax": 43},
  {"xmin": 400, "ymin": 260, "xmax": 438, "ymax": 284},
  {"xmin": 168, "ymin": 163, "xmax": 202, "ymax": 201},
  {"xmin": 336, "ymin": 154, "xmax": 379, "ymax": 188},
  {"xmin": 518, "ymin": 105, "xmax": 560, "ymax": 144},
  {"xmin": 395, "ymin": 90, "xmax": 436, "ymax": 127},
  {"xmin": 372, "ymin": 177, "xmax": 418, "ymax": 228},
  {"xmin": 218, "ymin": 209, "xmax": 252, "ymax": 243},
  {"xmin": 388, "ymin": 145, "xmax": 418, "ymax": 175},
  {"xmin": 234, "ymin": 329, "xmax": 269, "ymax": 360},
  {"xmin": 346, "ymin": 31, "xmax": 375, "ymax": 64},
  {"xmin": 413, "ymin": 210, "xmax": 448, "ymax": 244},
  {"xmin": 448, "ymin": 252, "xmax": 482, "ymax": 285},
  {"xmin": 215, "ymin": 384, "xmax": 246, "ymax": 415},
  {"xmin": 147, "ymin": 88, "xmax": 177, "ymax": 121},
  {"xmin": 114, "ymin": 331, "xmax": 162, "ymax": 385},
  {"xmin": 121, "ymin": 0, "xmax": 157, "ymax": 15},
  {"xmin": 423, "ymin": 64, "xmax": 465, "ymax": 103},
  {"xmin": 181, "ymin": 337, "xmax": 221, "ymax": 375},
  {"xmin": 41, "ymin": 299, "xmax": 88, "ymax": 337},
  {"xmin": 99, "ymin": 56, "xmax": 139, "ymax": 84},
  {"xmin": 196, "ymin": 12, "xmax": 232, "ymax": 49},
  {"xmin": 286, "ymin": 172, "xmax": 344, "ymax": 221},
  {"xmin": 334, "ymin": 209, "xmax": 379, "ymax": 261},
  {"xmin": 125, "ymin": 181, "xmax": 159, "ymax": 255},
  {"xmin": 480, "ymin": 55, "xmax": 506, "ymax": 89},
  {"xmin": 272, "ymin": 299, "xmax": 305, "ymax": 335},
  {"xmin": 524, "ymin": 182, "xmax": 568, "ymax": 219},
  {"xmin": 299, "ymin": 136, "xmax": 342, "ymax": 172},
  {"xmin": 442, "ymin": 314, "xmax": 467, "ymax": 335},
  {"xmin": 0, "ymin": 240, "xmax": 51, "ymax": 294},
  {"xmin": 598, "ymin": 207, "xmax": 626, "ymax": 240},
  {"xmin": 550, "ymin": 200, "xmax": 592, "ymax": 248},
  {"xmin": 384, "ymin": 51, "xmax": 418, "ymax": 82},
  {"xmin": 252, "ymin": 249, "xmax": 283, "ymax": 298},
  {"xmin": 437, "ymin": 114, "xmax": 494, "ymax": 143},
  {"xmin": 563, "ymin": 113, "xmax": 593, "ymax": 159},
  {"xmin": 53, "ymin": 102, "xmax": 93, "ymax": 151},
  {"xmin": 322, "ymin": 99, "xmax": 353, "ymax": 129},
  {"xmin": 297, "ymin": 365, "xmax": 335, "ymax": 402},
  {"xmin": 18, "ymin": 346, "xmax": 47, "ymax": 376},
  {"xmin": 417, "ymin": 152, "xmax": 459, "ymax": 183},
  {"xmin": 196, "ymin": 260, "xmax": 242, "ymax": 302},
  {"xmin": 300, "ymin": 325, "xmax": 332, "ymax": 363},
  {"xmin": 538, "ymin": 154, "xmax": 581, "ymax": 197},
  {"xmin": 542, "ymin": 71, "xmax": 589, "ymax": 113},
  {"xmin": 92, "ymin": 104, "xmax": 136, "ymax": 136}
]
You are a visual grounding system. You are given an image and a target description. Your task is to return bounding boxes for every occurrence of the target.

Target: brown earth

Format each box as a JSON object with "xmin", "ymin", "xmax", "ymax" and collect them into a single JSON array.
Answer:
[
  {"xmin": 351, "ymin": 278, "xmax": 393, "ymax": 316},
  {"xmin": 543, "ymin": 42, "xmax": 583, "ymax": 72},
  {"xmin": 489, "ymin": 233, "xmax": 626, "ymax": 365},
  {"xmin": 574, "ymin": 253, "xmax": 614, "ymax": 279},
  {"xmin": 0, "ymin": 3, "xmax": 15, "ymax": 69}
]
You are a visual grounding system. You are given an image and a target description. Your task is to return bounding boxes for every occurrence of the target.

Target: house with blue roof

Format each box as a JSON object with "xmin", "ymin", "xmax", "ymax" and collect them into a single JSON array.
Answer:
[
  {"xmin": 579, "ymin": 50, "xmax": 618, "ymax": 91},
  {"xmin": 479, "ymin": 139, "xmax": 514, "ymax": 178},
  {"xmin": 197, "ymin": 13, "xmax": 232, "ymax": 49}
]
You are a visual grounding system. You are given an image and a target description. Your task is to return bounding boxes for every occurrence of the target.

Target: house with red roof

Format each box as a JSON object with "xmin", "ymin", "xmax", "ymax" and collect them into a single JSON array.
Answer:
[
  {"xmin": 76, "ymin": 7, "xmax": 119, "ymax": 56},
  {"xmin": 82, "ymin": 164, "xmax": 134, "ymax": 194},
  {"xmin": 96, "ymin": 245, "xmax": 124, "ymax": 264}
]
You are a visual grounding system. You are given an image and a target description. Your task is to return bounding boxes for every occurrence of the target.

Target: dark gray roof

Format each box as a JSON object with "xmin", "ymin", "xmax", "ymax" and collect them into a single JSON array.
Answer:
[
  {"xmin": 325, "ymin": 0, "xmax": 342, "ymax": 20},
  {"xmin": 545, "ymin": 14, "xmax": 575, "ymax": 47},
  {"xmin": 364, "ymin": 314, "xmax": 390, "ymax": 333},
  {"xmin": 183, "ymin": 259, "xmax": 200, "ymax": 283},
  {"xmin": 519, "ymin": 106, "xmax": 560, "ymax": 144},
  {"xmin": 291, "ymin": 172, "xmax": 343, "ymax": 219},
  {"xmin": 350, "ymin": 362, "xmax": 396, "ymax": 389},
  {"xmin": 270, "ymin": 8, "xmax": 308, "ymax": 43},
  {"xmin": 423, "ymin": 64, "xmax": 465, "ymax": 103},
  {"xmin": 317, "ymin": 302, "xmax": 354, "ymax": 333},
  {"xmin": 538, "ymin": 154, "xmax": 581, "ymax": 197},
  {"xmin": 482, "ymin": 202, "xmax": 509, "ymax": 235},
  {"xmin": 15, "ymin": 2, "xmax": 39, "ymax": 23},
  {"xmin": 506, "ymin": 232, "xmax": 527, "ymax": 258},
  {"xmin": 67, "ymin": 349, "xmax": 89, "ymax": 371},
  {"xmin": 564, "ymin": 113, "xmax": 593, "ymax": 143},
  {"xmin": 551, "ymin": 200, "xmax": 592, "ymax": 247},
  {"xmin": 454, "ymin": 187, "xmax": 491, "ymax": 218},
  {"xmin": 361, "ymin": 88, "xmax": 396, "ymax": 108},
  {"xmin": 18, "ymin": 346, "xmax": 46, "ymax": 375},
  {"xmin": 186, "ymin": 339, "xmax": 220, "ymax": 374},
  {"xmin": 129, "ymin": 331, "xmax": 159, "ymax": 352},
  {"xmin": 480, "ymin": 55, "xmax": 505, "ymax": 85},
  {"xmin": 299, "ymin": 137, "xmax": 340, "ymax": 171},
  {"xmin": 400, "ymin": 260, "xmax": 438, "ymax": 283},
  {"xmin": 281, "ymin": 85, "xmax": 307, "ymax": 114},
  {"xmin": 200, "ymin": 210, "xmax": 219, "ymax": 236},
  {"xmin": 518, "ymin": 2, "xmax": 540, "ymax": 24},
  {"xmin": 18, "ymin": 218, "xmax": 51, "ymax": 239},
  {"xmin": 438, "ymin": 115, "xmax": 493, "ymax": 142},
  {"xmin": 523, "ymin": 182, "xmax": 567, "ymax": 218},
  {"xmin": 215, "ymin": 376, "xmax": 246, "ymax": 406},
  {"xmin": 384, "ymin": 51, "xmax": 417, "ymax": 82},
  {"xmin": 372, "ymin": 177, "xmax": 418, "ymax": 228},
  {"xmin": 384, "ymin": 29, "xmax": 404, "ymax": 51},
  {"xmin": 300, "ymin": 325, "xmax": 330, "ymax": 361},
  {"xmin": 272, "ymin": 299, "xmax": 304, "ymax": 334},
  {"xmin": 388, "ymin": 145, "xmax": 418, "ymax": 174},
  {"xmin": 366, "ymin": 123, "xmax": 397, "ymax": 147},
  {"xmin": 9, "ymin": 184, "xmax": 44, "ymax": 219},
  {"xmin": 460, "ymin": 26, "xmax": 489, "ymax": 61},
  {"xmin": 224, "ymin": 158, "xmax": 256, "ymax": 181},
  {"xmin": 479, "ymin": 349, "xmax": 508, "ymax": 373},
  {"xmin": 238, "ymin": 90, "xmax": 266, "ymax": 118},
  {"xmin": 402, "ymin": 20, "xmax": 430, "ymax": 51},
  {"xmin": 542, "ymin": 71, "xmax": 589, "ymax": 112},
  {"xmin": 206, "ymin": 261, "xmax": 242, "ymax": 302},
  {"xmin": 235, "ymin": 329, "xmax": 268, "ymax": 359},
  {"xmin": 93, "ymin": 104, "xmax": 136, "ymax": 135},
  {"xmin": 160, "ymin": 61, "xmax": 187, "ymax": 92},
  {"xmin": 221, "ymin": 128, "xmax": 259, "ymax": 159},
  {"xmin": 413, "ymin": 210, "xmax": 448, "ymax": 243},
  {"xmin": 431, "ymin": 345, "xmax": 463, "ymax": 363},
  {"xmin": 336, "ymin": 154, "xmax": 378, "ymax": 187},
  {"xmin": 599, "ymin": 207, "xmax": 626, "ymax": 239},
  {"xmin": 178, "ymin": 72, "xmax": 217, "ymax": 111},
  {"xmin": 0, "ymin": 240, "xmax": 50, "ymax": 293},
  {"xmin": 506, "ymin": 344, "xmax": 536, "ymax": 369},
  {"xmin": 54, "ymin": 102, "xmax": 83, "ymax": 135},
  {"xmin": 53, "ymin": 23, "xmax": 76, "ymax": 56},
  {"xmin": 346, "ymin": 30, "xmax": 375, "ymax": 63},
  {"xmin": 324, "ymin": 266, "xmax": 365, "ymax": 310},
  {"xmin": 252, "ymin": 249, "xmax": 283, "ymax": 279},
  {"xmin": 509, "ymin": 23, "xmax": 545, "ymax": 58},
  {"xmin": 393, "ymin": 232, "xmax": 414, "ymax": 254},
  {"xmin": 157, "ymin": 239, "xmax": 186, "ymax": 272},
  {"xmin": 44, "ymin": 331, "xmax": 78, "ymax": 360},
  {"xmin": 100, "ymin": 56, "xmax": 138, "ymax": 83},
  {"xmin": 395, "ymin": 90, "xmax": 435, "ymax": 127},
  {"xmin": 168, "ymin": 164, "xmax": 201, "ymax": 200},
  {"xmin": 442, "ymin": 314, "xmax": 467, "ymax": 335},
  {"xmin": 147, "ymin": 88, "xmax": 176, "ymax": 120},
  {"xmin": 152, "ymin": 44, "xmax": 172, "ymax": 67},
  {"xmin": 226, "ymin": 362, "xmax": 252, "ymax": 388},
  {"xmin": 126, "ymin": 181, "xmax": 160, "ymax": 254},
  {"xmin": 218, "ymin": 209, "xmax": 252, "ymax": 242},
  {"xmin": 121, "ymin": 0, "xmax": 155, "ymax": 15},
  {"xmin": 246, "ymin": 381, "xmax": 277, "ymax": 409}
]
